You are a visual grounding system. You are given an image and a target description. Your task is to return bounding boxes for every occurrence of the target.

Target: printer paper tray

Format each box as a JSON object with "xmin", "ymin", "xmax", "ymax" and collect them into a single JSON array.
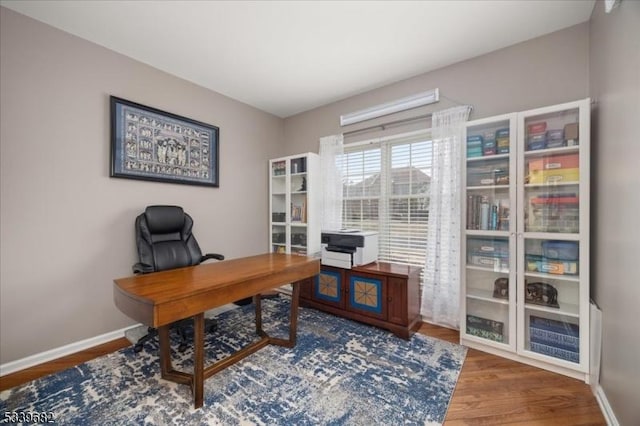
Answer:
[
  {"xmin": 321, "ymin": 257, "xmax": 352, "ymax": 269},
  {"xmin": 321, "ymin": 247, "xmax": 352, "ymax": 269}
]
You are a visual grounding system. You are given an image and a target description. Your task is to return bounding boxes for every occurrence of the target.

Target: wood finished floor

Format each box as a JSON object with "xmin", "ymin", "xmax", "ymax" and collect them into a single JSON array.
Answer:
[{"xmin": 0, "ymin": 324, "xmax": 605, "ymax": 425}]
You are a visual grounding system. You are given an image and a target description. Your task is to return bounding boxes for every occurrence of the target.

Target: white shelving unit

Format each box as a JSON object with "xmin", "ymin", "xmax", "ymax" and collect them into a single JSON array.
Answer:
[
  {"xmin": 269, "ymin": 153, "xmax": 321, "ymax": 258},
  {"xmin": 461, "ymin": 99, "xmax": 590, "ymax": 382}
]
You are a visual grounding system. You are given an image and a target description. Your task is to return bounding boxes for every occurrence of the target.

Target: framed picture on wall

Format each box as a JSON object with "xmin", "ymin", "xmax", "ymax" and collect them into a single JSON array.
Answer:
[{"xmin": 110, "ymin": 96, "xmax": 219, "ymax": 187}]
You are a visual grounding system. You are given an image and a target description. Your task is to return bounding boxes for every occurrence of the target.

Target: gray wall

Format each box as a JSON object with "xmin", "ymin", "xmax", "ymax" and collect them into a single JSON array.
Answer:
[
  {"xmin": 283, "ymin": 23, "xmax": 589, "ymax": 152},
  {"xmin": 589, "ymin": 1, "xmax": 640, "ymax": 424},
  {"xmin": 0, "ymin": 7, "xmax": 284, "ymax": 364}
]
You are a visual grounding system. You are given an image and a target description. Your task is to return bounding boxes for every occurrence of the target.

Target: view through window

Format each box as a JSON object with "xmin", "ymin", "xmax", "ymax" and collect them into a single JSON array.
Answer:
[{"xmin": 338, "ymin": 132, "xmax": 432, "ymax": 268}]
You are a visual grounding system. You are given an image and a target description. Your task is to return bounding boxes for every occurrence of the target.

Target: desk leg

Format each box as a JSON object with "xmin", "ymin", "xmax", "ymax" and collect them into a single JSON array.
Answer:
[
  {"xmin": 159, "ymin": 325, "xmax": 192, "ymax": 386},
  {"xmin": 159, "ymin": 325, "xmax": 172, "ymax": 376},
  {"xmin": 265, "ymin": 281, "xmax": 300, "ymax": 348},
  {"xmin": 254, "ymin": 294, "xmax": 266, "ymax": 337},
  {"xmin": 288, "ymin": 281, "xmax": 300, "ymax": 346},
  {"xmin": 193, "ymin": 312, "xmax": 205, "ymax": 409}
]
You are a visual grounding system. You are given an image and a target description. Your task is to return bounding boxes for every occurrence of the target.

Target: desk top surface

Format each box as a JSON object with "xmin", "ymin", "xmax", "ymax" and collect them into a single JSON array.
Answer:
[
  {"xmin": 113, "ymin": 253, "xmax": 320, "ymax": 326},
  {"xmin": 114, "ymin": 253, "xmax": 318, "ymax": 305}
]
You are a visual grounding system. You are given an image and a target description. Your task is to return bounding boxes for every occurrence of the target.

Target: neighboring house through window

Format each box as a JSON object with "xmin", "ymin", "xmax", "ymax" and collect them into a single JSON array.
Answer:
[{"xmin": 338, "ymin": 131, "xmax": 432, "ymax": 268}]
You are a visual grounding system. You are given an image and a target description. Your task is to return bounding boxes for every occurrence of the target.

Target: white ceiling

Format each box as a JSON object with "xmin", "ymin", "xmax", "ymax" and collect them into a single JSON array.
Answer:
[{"xmin": 1, "ymin": 0, "xmax": 595, "ymax": 118}]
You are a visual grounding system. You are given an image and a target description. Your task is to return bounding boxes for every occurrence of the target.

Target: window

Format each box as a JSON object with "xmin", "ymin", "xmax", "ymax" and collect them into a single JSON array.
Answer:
[{"xmin": 338, "ymin": 131, "xmax": 432, "ymax": 267}]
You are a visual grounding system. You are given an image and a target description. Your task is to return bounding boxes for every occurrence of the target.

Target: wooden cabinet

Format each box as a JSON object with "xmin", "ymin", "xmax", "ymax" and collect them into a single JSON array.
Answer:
[{"xmin": 299, "ymin": 262, "xmax": 422, "ymax": 339}]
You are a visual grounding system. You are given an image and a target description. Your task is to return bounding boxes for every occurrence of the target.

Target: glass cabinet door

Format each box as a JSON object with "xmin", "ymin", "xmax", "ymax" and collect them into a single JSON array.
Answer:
[
  {"xmin": 289, "ymin": 156, "xmax": 308, "ymax": 256},
  {"xmin": 270, "ymin": 159, "xmax": 287, "ymax": 253},
  {"xmin": 517, "ymin": 100, "xmax": 589, "ymax": 370},
  {"xmin": 463, "ymin": 114, "xmax": 517, "ymax": 351}
]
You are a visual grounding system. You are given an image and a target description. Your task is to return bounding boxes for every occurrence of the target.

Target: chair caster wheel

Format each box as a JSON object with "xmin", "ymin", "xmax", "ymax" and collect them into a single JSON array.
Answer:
[
  {"xmin": 134, "ymin": 344, "xmax": 143, "ymax": 353},
  {"xmin": 178, "ymin": 343, "xmax": 187, "ymax": 353}
]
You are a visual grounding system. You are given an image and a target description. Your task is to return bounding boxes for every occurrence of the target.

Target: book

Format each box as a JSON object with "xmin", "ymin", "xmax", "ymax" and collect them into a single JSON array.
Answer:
[
  {"xmin": 530, "ymin": 327, "xmax": 579, "ymax": 352},
  {"xmin": 480, "ymin": 201, "xmax": 489, "ymax": 230},
  {"xmin": 530, "ymin": 341, "xmax": 579, "ymax": 363},
  {"xmin": 466, "ymin": 315, "xmax": 504, "ymax": 343}
]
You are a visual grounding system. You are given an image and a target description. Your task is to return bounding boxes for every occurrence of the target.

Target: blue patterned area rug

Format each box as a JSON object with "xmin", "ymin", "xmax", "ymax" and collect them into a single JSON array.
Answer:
[{"xmin": 1, "ymin": 296, "xmax": 466, "ymax": 425}]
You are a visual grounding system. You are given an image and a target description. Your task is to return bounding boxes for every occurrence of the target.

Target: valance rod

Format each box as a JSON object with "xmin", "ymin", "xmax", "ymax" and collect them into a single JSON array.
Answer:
[{"xmin": 342, "ymin": 113, "xmax": 433, "ymax": 138}]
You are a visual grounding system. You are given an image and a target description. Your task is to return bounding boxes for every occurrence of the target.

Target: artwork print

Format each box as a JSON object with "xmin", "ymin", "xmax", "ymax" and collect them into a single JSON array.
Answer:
[{"xmin": 110, "ymin": 96, "xmax": 219, "ymax": 187}]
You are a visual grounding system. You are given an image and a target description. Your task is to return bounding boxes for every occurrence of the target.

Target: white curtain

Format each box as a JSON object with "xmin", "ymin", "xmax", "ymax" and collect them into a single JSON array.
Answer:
[
  {"xmin": 421, "ymin": 105, "xmax": 471, "ymax": 329},
  {"xmin": 319, "ymin": 134, "xmax": 344, "ymax": 231}
]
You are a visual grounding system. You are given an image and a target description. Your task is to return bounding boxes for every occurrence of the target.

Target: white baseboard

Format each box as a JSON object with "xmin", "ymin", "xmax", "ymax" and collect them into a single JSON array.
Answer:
[
  {"xmin": 0, "ymin": 305, "xmax": 239, "ymax": 377},
  {"xmin": 0, "ymin": 325, "xmax": 140, "ymax": 377},
  {"xmin": 595, "ymin": 384, "xmax": 620, "ymax": 426}
]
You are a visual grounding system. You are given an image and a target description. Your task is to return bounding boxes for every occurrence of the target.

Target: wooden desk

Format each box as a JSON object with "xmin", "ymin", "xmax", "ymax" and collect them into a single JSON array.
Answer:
[{"xmin": 113, "ymin": 253, "xmax": 320, "ymax": 408}]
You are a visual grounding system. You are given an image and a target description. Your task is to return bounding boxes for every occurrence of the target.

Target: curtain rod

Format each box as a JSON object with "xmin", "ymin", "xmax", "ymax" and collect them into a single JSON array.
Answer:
[{"xmin": 342, "ymin": 113, "xmax": 433, "ymax": 138}]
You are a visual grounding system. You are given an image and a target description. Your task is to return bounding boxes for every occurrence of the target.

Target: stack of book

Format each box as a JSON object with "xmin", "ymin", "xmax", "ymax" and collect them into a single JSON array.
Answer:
[
  {"xmin": 529, "ymin": 315, "xmax": 579, "ymax": 363},
  {"xmin": 482, "ymin": 131, "xmax": 496, "ymax": 156},
  {"xmin": 546, "ymin": 128, "xmax": 565, "ymax": 148},
  {"xmin": 467, "ymin": 135, "xmax": 483, "ymax": 158},
  {"xmin": 467, "ymin": 237, "xmax": 509, "ymax": 271},
  {"xmin": 527, "ymin": 121, "xmax": 547, "ymax": 151},
  {"xmin": 466, "ymin": 315, "xmax": 504, "ymax": 343},
  {"xmin": 527, "ymin": 193, "xmax": 579, "ymax": 233},
  {"xmin": 495, "ymin": 128, "xmax": 510, "ymax": 154}
]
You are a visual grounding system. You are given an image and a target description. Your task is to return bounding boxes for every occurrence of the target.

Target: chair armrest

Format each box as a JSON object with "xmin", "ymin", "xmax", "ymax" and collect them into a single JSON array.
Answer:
[
  {"xmin": 201, "ymin": 253, "xmax": 224, "ymax": 262},
  {"xmin": 133, "ymin": 262, "xmax": 154, "ymax": 274}
]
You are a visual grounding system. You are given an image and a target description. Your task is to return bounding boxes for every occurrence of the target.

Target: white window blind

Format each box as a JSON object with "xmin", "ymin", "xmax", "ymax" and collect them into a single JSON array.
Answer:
[{"xmin": 338, "ymin": 131, "xmax": 432, "ymax": 268}]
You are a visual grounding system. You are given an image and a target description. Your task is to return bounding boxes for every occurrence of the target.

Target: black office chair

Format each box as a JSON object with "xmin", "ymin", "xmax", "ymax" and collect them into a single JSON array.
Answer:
[{"xmin": 131, "ymin": 205, "xmax": 224, "ymax": 353}]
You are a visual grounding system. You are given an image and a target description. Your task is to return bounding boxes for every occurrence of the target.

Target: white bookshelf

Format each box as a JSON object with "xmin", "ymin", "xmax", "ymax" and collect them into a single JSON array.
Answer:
[{"xmin": 461, "ymin": 99, "xmax": 590, "ymax": 383}]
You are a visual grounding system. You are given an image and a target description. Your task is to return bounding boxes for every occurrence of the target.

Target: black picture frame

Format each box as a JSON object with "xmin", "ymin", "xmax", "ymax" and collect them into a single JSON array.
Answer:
[{"xmin": 110, "ymin": 96, "xmax": 219, "ymax": 187}]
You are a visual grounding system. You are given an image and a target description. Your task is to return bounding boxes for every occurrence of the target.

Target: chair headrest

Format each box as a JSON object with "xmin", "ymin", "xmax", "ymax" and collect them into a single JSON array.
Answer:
[{"xmin": 144, "ymin": 205, "xmax": 185, "ymax": 234}]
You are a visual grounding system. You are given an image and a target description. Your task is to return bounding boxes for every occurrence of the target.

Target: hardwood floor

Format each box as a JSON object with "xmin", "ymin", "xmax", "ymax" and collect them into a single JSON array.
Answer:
[
  {"xmin": 418, "ymin": 322, "xmax": 606, "ymax": 425},
  {"xmin": 0, "ymin": 338, "xmax": 130, "ymax": 392},
  {"xmin": 0, "ymin": 324, "xmax": 605, "ymax": 425}
]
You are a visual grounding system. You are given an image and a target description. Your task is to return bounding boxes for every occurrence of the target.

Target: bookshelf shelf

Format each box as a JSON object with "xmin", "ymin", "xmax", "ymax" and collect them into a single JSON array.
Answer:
[
  {"xmin": 468, "ymin": 152, "xmax": 510, "ymax": 162},
  {"xmin": 523, "ymin": 145, "xmax": 579, "ymax": 158},
  {"xmin": 466, "ymin": 230, "xmax": 510, "ymax": 237},
  {"xmin": 467, "ymin": 184, "xmax": 510, "ymax": 191},
  {"xmin": 524, "ymin": 181, "xmax": 579, "ymax": 189},
  {"xmin": 525, "ymin": 301, "xmax": 580, "ymax": 318},
  {"xmin": 524, "ymin": 271, "xmax": 580, "ymax": 282},
  {"xmin": 466, "ymin": 264, "xmax": 510, "ymax": 274},
  {"xmin": 467, "ymin": 288, "xmax": 510, "ymax": 305},
  {"xmin": 461, "ymin": 99, "xmax": 590, "ymax": 383}
]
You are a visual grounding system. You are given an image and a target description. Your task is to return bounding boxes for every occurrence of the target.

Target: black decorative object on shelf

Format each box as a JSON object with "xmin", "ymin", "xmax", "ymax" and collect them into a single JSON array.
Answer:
[
  {"xmin": 492, "ymin": 277, "xmax": 509, "ymax": 299},
  {"xmin": 525, "ymin": 282, "xmax": 559, "ymax": 308},
  {"xmin": 299, "ymin": 177, "xmax": 307, "ymax": 192}
]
